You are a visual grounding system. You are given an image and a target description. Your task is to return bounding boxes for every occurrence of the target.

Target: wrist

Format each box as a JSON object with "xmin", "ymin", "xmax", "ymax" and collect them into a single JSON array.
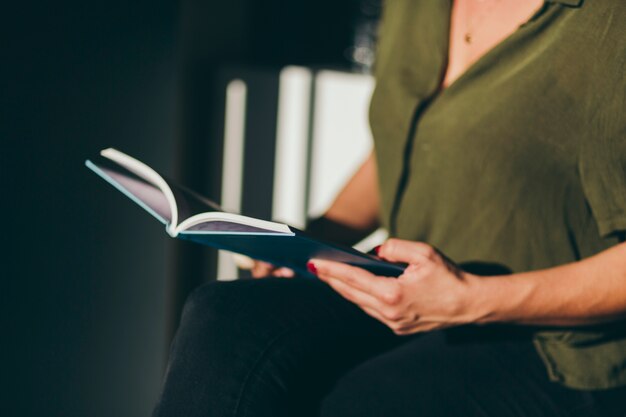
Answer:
[
  {"xmin": 466, "ymin": 273, "xmax": 537, "ymax": 325},
  {"xmin": 462, "ymin": 273, "xmax": 495, "ymax": 324}
]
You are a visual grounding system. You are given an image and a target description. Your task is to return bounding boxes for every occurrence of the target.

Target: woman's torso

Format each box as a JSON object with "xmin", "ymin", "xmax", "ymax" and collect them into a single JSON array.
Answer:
[{"xmin": 369, "ymin": 0, "xmax": 626, "ymax": 390}]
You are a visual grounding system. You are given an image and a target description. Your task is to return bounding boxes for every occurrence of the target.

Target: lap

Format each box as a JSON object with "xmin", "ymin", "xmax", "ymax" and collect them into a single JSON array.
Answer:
[
  {"xmin": 157, "ymin": 279, "xmax": 621, "ymax": 417},
  {"xmin": 321, "ymin": 328, "xmax": 603, "ymax": 417}
]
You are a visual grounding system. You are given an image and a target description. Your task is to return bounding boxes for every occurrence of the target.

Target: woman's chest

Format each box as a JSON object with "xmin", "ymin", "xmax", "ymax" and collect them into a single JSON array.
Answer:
[{"xmin": 444, "ymin": 0, "xmax": 545, "ymax": 88}]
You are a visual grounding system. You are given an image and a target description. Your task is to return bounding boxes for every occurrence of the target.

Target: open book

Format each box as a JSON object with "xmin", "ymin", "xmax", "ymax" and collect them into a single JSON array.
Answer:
[{"xmin": 85, "ymin": 148, "xmax": 405, "ymax": 278}]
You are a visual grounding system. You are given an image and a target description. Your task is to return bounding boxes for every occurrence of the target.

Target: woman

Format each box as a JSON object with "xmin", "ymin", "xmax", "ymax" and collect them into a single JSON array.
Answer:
[{"xmin": 153, "ymin": 1, "xmax": 626, "ymax": 416}]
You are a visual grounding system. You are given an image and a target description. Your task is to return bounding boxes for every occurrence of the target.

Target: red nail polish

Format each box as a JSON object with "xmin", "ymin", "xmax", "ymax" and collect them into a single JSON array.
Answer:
[
  {"xmin": 374, "ymin": 245, "xmax": 382, "ymax": 255},
  {"xmin": 306, "ymin": 262, "xmax": 317, "ymax": 275}
]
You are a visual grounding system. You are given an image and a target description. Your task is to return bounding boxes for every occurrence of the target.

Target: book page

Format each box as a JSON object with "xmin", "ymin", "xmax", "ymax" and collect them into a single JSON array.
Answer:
[
  {"xmin": 176, "ymin": 211, "xmax": 292, "ymax": 235},
  {"xmin": 184, "ymin": 221, "xmax": 289, "ymax": 234},
  {"xmin": 166, "ymin": 180, "xmax": 223, "ymax": 223},
  {"xmin": 87, "ymin": 159, "xmax": 172, "ymax": 224}
]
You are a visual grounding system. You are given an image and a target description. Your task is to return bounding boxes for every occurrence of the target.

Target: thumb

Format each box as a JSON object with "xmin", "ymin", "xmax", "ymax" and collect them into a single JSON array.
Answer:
[{"xmin": 378, "ymin": 238, "xmax": 437, "ymax": 264}]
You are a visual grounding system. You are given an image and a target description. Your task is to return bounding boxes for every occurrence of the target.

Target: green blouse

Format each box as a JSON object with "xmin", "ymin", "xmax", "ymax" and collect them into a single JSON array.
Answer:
[{"xmin": 369, "ymin": 0, "xmax": 626, "ymax": 389}]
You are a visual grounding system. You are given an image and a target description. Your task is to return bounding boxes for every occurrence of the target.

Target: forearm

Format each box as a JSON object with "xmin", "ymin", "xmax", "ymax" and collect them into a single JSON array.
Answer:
[
  {"xmin": 323, "ymin": 151, "xmax": 380, "ymax": 232},
  {"xmin": 475, "ymin": 242, "xmax": 626, "ymax": 326}
]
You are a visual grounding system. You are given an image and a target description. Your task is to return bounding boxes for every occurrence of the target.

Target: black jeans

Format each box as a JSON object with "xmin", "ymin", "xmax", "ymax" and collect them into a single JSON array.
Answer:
[{"xmin": 152, "ymin": 278, "xmax": 625, "ymax": 417}]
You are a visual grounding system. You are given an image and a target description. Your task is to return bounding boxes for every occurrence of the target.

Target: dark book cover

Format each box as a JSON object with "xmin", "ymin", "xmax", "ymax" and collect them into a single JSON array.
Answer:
[{"xmin": 86, "ymin": 148, "xmax": 405, "ymax": 278}]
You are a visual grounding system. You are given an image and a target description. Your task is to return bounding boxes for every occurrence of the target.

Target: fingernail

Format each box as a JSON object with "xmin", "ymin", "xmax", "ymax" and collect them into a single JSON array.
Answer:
[
  {"xmin": 306, "ymin": 261, "xmax": 317, "ymax": 275},
  {"xmin": 374, "ymin": 245, "xmax": 382, "ymax": 255}
]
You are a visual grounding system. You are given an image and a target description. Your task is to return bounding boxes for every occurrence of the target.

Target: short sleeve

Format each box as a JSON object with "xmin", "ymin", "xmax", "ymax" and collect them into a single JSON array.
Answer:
[{"xmin": 579, "ymin": 85, "xmax": 626, "ymax": 238}]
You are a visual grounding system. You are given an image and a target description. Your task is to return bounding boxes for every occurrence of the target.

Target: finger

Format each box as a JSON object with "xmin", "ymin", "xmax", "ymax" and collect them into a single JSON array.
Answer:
[
  {"xmin": 377, "ymin": 239, "xmax": 438, "ymax": 264},
  {"xmin": 251, "ymin": 261, "xmax": 275, "ymax": 278},
  {"xmin": 311, "ymin": 259, "xmax": 400, "ymax": 304},
  {"xmin": 273, "ymin": 267, "xmax": 295, "ymax": 278},
  {"xmin": 394, "ymin": 321, "xmax": 446, "ymax": 335},
  {"xmin": 232, "ymin": 253, "xmax": 255, "ymax": 270},
  {"xmin": 360, "ymin": 305, "xmax": 392, "ymax": 327},
  {"xmin": 358, "ymin": 304, "xmax": 425, "ymax": 336},
  {"xmin": 361, "ymin": 305, "xmax": 423, "ymax": 335},
  {"xmin": 398, "ymin": 263, "xmax": 429, "ymax": 279},
  {"xmin": 324, "ymin": 276, "xmax": 388, "ymax": 313}
]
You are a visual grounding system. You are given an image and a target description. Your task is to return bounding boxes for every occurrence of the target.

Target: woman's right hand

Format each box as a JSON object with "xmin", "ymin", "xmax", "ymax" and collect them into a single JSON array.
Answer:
[
  {"xmin": 251, "ymin": 261, "xmax": 295, "ymax": 278},
  {"xmin": 232, "ymin": 254, "xmax": 295, "ymax": 278}
]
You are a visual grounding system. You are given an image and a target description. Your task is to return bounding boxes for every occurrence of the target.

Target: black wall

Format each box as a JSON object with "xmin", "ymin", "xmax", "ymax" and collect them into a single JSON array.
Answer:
[
  {"xmin": 3, "ymin": 2, "xmax": 178, "ymax": 416},
  {"xmin": 2, "ymin": 1, "xmax": 360, "ymax": 416}
]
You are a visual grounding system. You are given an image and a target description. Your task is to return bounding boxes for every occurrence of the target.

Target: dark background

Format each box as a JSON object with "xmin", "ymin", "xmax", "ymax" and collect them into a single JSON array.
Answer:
[{"xmin": 2, "ymin": 1, "xmax": 366, "ymax": 416}]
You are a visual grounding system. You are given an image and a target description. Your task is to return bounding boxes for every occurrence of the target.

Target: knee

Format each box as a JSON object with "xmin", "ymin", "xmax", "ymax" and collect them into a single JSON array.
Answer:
[
  {"xmin": 182, "ymin": 281, "xmax": 229, "ymax": 317},
  {"xmin": 178, "ymin": 278, "xmax": 324, "ymax": 334},
  {"xmin": 179, "ymin": 280, "xmax": 246, "ymax": 330}
]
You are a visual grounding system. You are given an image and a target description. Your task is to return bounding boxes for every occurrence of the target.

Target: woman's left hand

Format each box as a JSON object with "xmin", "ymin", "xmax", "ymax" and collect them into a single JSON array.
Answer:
[{"xmin": 309, "ymin": 239, "xmax": 488, "ymax": 335}]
